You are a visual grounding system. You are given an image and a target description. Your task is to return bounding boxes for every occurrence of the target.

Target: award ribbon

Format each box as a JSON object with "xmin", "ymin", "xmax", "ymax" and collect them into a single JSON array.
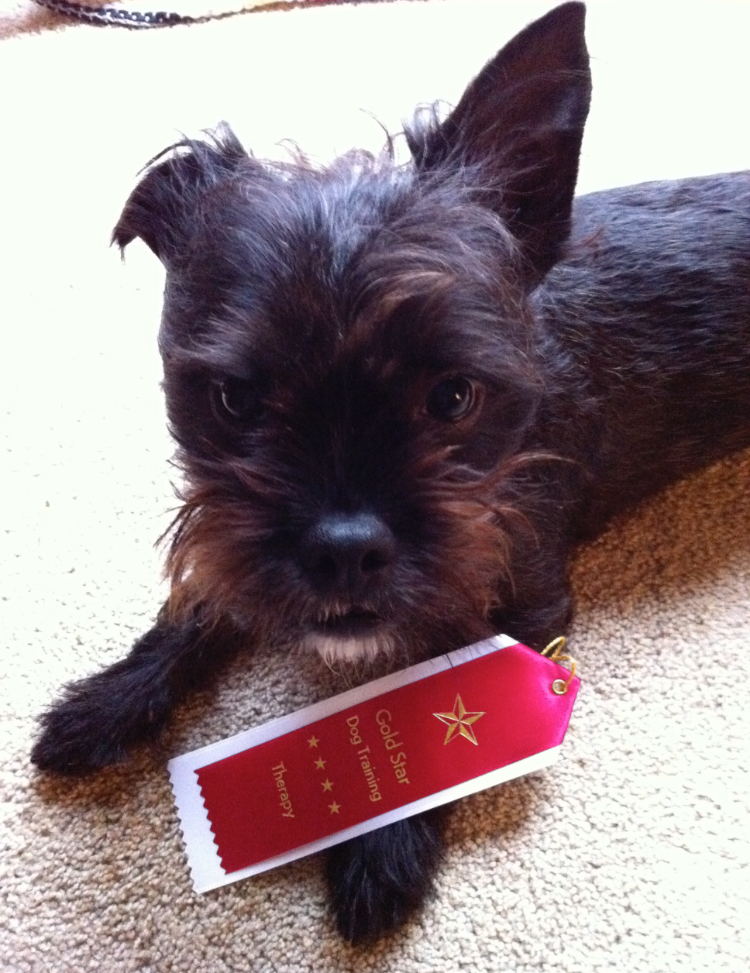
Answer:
[{"xmin": 169, "ymin": 635, "xmax": 579, "ymax": 893}]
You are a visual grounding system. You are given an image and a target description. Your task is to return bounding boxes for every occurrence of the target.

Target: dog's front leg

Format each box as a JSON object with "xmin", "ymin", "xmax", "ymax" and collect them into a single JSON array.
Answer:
[
  {"xmin": 325, "ymin": 808, "xmax": 446, "ymax": 943},
  {"xmin": 31, "ymin": 605, "xmax": 245, "ymax": 776}
]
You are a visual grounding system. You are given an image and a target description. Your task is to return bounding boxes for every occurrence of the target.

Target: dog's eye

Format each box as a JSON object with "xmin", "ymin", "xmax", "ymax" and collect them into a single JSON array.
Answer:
[
  {"xmin": 212, "ymin": 378, "xmax": 257, "ymax": 422},
  {"xmin": 425, "ymin": 376, "xmax": 477, "ymax": 422}
]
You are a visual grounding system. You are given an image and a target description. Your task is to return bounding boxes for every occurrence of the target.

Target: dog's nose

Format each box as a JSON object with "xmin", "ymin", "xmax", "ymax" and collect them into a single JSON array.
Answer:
[{"xmin": 300, "ymin": 512, "xmax": 396, "ymax": 594}]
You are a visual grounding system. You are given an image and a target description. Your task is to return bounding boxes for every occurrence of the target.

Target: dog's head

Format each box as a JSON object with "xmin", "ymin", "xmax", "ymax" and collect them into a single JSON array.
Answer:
[{"xmin": 113, "ymin": 3, "xmax": 590, "ymax": 665}]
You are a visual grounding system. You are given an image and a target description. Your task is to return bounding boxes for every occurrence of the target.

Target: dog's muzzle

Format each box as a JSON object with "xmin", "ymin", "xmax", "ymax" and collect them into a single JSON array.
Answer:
[{"xmin": 298, "ymin": 511, "xmax": 396, "ymax": 662}]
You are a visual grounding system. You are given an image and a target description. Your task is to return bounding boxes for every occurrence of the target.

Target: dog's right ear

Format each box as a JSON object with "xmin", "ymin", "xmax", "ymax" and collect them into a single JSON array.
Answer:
[{"xmin": 112, "ymin": 124, "xmax": 249, "ymax": 265}]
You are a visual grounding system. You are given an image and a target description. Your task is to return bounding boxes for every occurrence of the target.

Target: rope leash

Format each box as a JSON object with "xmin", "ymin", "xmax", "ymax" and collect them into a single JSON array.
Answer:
[
  {"xmin": 30, "ymin": 0, "xmax": 332, "ymax": 28},
  {"xmin": 32, "ymin": 0, "xmax": 196, "ymax": 25}
]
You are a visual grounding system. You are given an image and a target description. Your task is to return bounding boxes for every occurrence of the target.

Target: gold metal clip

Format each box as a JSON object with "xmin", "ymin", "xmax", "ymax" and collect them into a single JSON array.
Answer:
[{"xmin": 541, "ymin": 636, "xmax": 577, "ymax": 695}]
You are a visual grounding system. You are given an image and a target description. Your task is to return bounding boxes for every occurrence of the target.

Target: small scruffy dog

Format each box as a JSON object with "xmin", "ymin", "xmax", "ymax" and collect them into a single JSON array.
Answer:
[{"xmin": 32, "ymin": 1, "xmax": 750, "ymax": 944}]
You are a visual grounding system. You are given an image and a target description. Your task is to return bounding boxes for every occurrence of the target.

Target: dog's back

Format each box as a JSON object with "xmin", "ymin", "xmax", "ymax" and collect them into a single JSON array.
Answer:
[{"xmin": 533, "ymin": 171, "xmax": 750, "ymax": 535}]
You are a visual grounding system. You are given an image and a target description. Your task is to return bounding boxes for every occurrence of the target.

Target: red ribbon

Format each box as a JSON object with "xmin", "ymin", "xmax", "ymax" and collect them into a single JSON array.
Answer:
[{"xmin": 192, "ymin": 640, "xmax": 579, "ymax": 876}]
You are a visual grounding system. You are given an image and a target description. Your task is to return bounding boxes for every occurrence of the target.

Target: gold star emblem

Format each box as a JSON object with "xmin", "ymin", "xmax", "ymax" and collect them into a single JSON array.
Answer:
[
  {"xmin": 321, "ymin": 779, "xmax": 333, "ymax": 792},
  {"xmin": 314, "ymin": 757, "xmax": 326, "ymax": 770},
  {"xmin": 433, "ymin": 694, "xmax": 486, "ymax": 745},
  {"xmin": 307, "ymin": 735, "xmax": 319, "ymax": 748},
  {"xmin": 328, "ymin": 801, "xmax": 340, "ymax": 814}
]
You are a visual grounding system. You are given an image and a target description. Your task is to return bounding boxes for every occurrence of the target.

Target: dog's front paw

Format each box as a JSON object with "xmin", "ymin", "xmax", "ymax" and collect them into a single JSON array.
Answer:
[
  {"xmin": 32, "ymin": 609, "xmax": 246, "ymax": 777},
  {"xmin": 32, "ymin": 696, "xmax": 124, "ymax": 776},
  {"xmin": 325, "ymin": 812, "xmax": 445, "ymax": 944},
  {"xmin": 31, "ymin": 670, "xmax": 172, "ymax": 776}
]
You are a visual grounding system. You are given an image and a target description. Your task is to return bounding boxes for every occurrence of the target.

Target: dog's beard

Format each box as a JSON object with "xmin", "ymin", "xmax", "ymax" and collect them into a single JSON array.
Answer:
[
  {"xmin": 166, "ymin": 548, "xmax": 504, "ymax": 674},
  {"xmin": 301, "ymin": 600, "xmax": 394, "ymax": 664},
  {"xmin": 163, "ymin": 450, "xmax": 537, "ymax": 669},
  {"xmin": 304, "ymin": 631, "xmax": 395, "ymax": 665}
]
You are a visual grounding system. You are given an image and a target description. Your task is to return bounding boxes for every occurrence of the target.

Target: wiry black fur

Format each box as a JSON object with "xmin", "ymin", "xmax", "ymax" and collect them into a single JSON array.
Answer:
[
  {"xmin": 325, "ymin": 808, "xmax": 447, "ymax": 942},
  {"xmin": 31, "ymin": 2, "xmax": 750, "ymax": 944},
  {"xmin": 31, "ymin": 607, "xmax": 244, "ymax": 775}
]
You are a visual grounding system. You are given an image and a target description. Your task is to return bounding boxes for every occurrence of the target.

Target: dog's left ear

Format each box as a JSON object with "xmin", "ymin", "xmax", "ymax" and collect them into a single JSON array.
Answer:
[
  {"xmin": 112, "ymin": 124, "xmax": 249, "ymax": 266},
  {"xmin": 410, "ymin": 2, "xmax": 591, "ymax": 287}
]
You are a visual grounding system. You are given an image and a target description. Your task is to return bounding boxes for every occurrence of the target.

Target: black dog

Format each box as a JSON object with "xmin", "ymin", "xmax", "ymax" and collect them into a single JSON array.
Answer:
[{"xmin": 32, "ymin": 1, "xmax": 750, "ymax": 943}]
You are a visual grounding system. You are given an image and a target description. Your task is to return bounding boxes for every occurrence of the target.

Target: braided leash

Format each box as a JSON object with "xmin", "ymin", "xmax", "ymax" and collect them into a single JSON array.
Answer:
[
  {"xmin": 30, "ymin": 0, "xmax": 389, "ymax": 29},
  {"xmin": 31, "ymin": 0, "xmax": 196, "ymax": 25},
  {"xmin": 30, "ymin": 0, "xmax": 329, "ymax": 28}
]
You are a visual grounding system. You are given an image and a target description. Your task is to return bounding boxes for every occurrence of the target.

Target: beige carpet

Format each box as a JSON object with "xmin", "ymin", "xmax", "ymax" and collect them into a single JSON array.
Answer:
[{"xmin": 2, "ymin": 2, "xmax": 749, "ymax": 971}]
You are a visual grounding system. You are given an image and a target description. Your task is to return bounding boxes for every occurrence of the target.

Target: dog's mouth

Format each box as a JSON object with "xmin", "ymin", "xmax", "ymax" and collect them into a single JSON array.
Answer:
[
  {"xmin": 312, "ymin": 606, "xmax": 383, "ymax": 639},
  {"xmin": 306, "ymin": 606, "xmax": 393, "ymax": 664}
]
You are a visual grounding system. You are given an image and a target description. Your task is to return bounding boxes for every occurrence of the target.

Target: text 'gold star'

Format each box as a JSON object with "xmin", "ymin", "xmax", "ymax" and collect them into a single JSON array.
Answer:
[{"xmin": 433, "ymin": 694, "xmax": 486, "ymax": 745}]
